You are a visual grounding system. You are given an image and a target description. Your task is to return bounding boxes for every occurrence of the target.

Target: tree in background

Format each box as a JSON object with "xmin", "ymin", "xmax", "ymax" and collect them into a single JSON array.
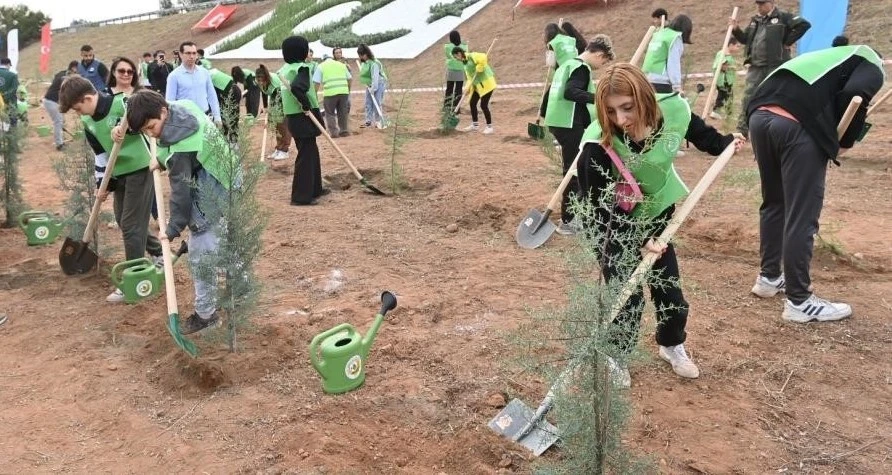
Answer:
[
  {"xmin": 0, "ymin": 5, "xmax": 51, "ymax": 48},
  {"xmin": 0, "ymin": 112, "xmax": 26, "ymax": 227}
]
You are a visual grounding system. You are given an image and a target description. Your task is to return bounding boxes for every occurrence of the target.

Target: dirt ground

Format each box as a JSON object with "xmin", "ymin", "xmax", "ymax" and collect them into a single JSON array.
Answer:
[{"xmin": 3, "ymin": 0, "xmax": 892, "ymax": 473}]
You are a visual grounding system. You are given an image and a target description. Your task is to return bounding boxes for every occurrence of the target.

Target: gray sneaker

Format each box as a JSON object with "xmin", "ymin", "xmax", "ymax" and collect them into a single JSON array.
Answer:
[
  {"xmin": 782, "ymin": 294, "xmax": 852, "ymax": 323},
  {"xmin": 555, "ymin": 222, "xmax": 578, "ymax": 236}
]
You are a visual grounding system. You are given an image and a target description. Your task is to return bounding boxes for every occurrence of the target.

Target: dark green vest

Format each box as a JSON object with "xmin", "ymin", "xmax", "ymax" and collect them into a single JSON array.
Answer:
[{"xmin": 81, "ymin": 94, "xmax": 151, "ymax": 177}]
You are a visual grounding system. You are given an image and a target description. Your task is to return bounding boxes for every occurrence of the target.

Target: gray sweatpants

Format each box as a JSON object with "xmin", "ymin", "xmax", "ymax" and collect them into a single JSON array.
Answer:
[
  {"xmin": 749, "ymin": 110, "xmax": 827, "ymax": 304},
  {"xmin": 188, "ymin": 226, "xmax": 219, "ymax": 318},
  {"xmin": 43, "ymin": 98, "xmax": 64, "ymax": 147},
  {"xmin": 113, "ymin": 168, "xmax": 162, "ymax": 261},
  {"xmin": 322, "ymin": 94, "xmax": 350, "ymax": 136}
]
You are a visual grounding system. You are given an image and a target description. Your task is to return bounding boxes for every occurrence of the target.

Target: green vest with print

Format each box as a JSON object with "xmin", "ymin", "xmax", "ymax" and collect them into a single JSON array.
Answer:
[
  {"xmin": 642, "ymin": 28, "xmax": 682, "ymax": 75},
  {"xmin": 156, "ymin": 100, "xmax": 235, "ymax": 189},
  {"xmin": 278, "ymin": 62, "xmax": 318, "ymax": 115},
  {"xmin": 319, "ymin": 59, "xmax": 349, "ymax": 97},
  {"xmin": 549, "ymin": 34, "xmax": 578, "ymax": 67},
  {"xmin": 463, "ymin": 53, "xmax": 494, "ymax": 83},
  {"xmin": 81, "ymin": 94, "xmax": 151, "ymax": 178},
  {"xmin": 764, "ymin": 45, "xmax": 886, "ymax": 85},
  {"xmin": 359, "ymin": 59, "xmax": 387, "ymax": 87},
  {"xmin": 445, "ymin": 43, "xmax": 468, "ymax": 71},
  {"xmin": 544, "ymin": 57, "xmax": 595, "ymax": 129},
  {"xmin": 209, "ymin": 68, "xmax": 233, "ymax": 91},
  {"xmin": 580, "ymin": 93, "xmax": 691, "ymax": 218}
]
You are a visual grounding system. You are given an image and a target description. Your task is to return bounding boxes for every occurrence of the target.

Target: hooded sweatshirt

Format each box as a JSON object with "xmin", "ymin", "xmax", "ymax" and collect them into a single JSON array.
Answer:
[{"xmin": 159, "ymin": 103, "xmax": 207, "ymax": 239}]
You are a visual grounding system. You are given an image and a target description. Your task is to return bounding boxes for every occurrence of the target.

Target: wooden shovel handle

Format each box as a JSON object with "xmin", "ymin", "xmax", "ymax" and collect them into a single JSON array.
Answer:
[
  {"xmin": 545, "ymin": 148, "xmax": 583, "ymax": 212},
  {"xmin": 630, "ymin": 26, "xmax": 656, "ymax": 67},
  {"xmin": 701, "ymin": 7, "xmax": 740, "ymax": 117},
  {"xmin": 837, "ymin": 96, "xmax": 863, "ymax": 139},
  {"xmin": 81, "ymin": 116, "xmax": 128, "ymax": 242},
  {"xmin": 150, "ymin": 137, "xmax": 178, "ymax": 316},
  {"xmin": 866, "ymin": 87, "xmax": 892, "ymax": 116},
  {"xmin": 305, "ymin": 109, "xmax": 365, "ymax": 181}
]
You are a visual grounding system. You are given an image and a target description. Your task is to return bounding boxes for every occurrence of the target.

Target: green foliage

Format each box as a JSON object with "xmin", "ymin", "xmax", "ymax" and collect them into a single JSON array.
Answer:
[
  {"xmin": 284, "ymin": 0, "xmax": 408, "ymax": 49},
  {"xmin": 262, "ymin": 0, "xmax": 354, "ymax": 51},
  {"xmin": 215, "ymin": 0, "xmax": 325, "ymax": 54},
  {"xmin": 386, "ymin": 88, "xmax": 413, "ymax": 194},
  {"xmin": 427, "ymin": 0, "xmax": 482, "ymax": 23},
  {"xmin": 0, "ymin": 116, "xmax": 26, "ymax": 227},
  {"xmin": 196, "ymin": 119, "xmax": 268, "ymax": 352},
  {"xmin": 316, "ymin": 28, "xmax": 409, "ymax": 48},
  {"xmin": 52, "ymin": 125, "xmax": 98, "ymax": 247},
  {"xmin": 0, "ymin": 5, "xmax": 51, "ymax": 48}
]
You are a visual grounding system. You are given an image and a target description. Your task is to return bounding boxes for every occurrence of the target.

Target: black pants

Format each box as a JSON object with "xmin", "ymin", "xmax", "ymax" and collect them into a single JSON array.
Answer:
[
  {"xmin": 245, "ymin": 84, "xmax": 261, "ymax": 117},
  {"xmin": 714, "ymin": 85, "xmax": 732, "ymax": 111},
  {"xmin": 749, "ymin": 110, "xmax": 826, "ymax": 304},
  {"xmin": 602, "ymin": 205, "xmax": 688, "ymax": 353},
  {"xmin": 651, "ymin": 82, "xmax": 673, "ymax": 94},
  {"xmin": 287, "ymin": 116, "xmax": 323, "ymax": 204},
  {"xmin": 469, "ymin": 90, "xmax": 493, "ymax": 125},
  {"xmin": 444, "ymin": 80, "xmax": 463, "ymax": 111},
  {"xmin": 550, "ymin": 126, "xmax": 585, "ymax": 224}
]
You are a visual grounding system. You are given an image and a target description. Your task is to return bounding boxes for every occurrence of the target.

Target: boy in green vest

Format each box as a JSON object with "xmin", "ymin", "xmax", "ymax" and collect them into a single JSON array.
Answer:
[
  {"xmin": 357, "ymin": 44, "xmax": 387, "ymax": 129},
  {"xmin": 539, "ymin": 35, "xmax": 615, "ymax": 235},
  {"xmin": 710, "ymin": 38, "xmax": 740, "ymax": 120},
  {"xmin": 57, "ymin": 76, "xmax": 163, "ymax": 303},
  {"xmin": 747, "ymin": 45, "xmax": 883, "ymax": 323},
  {"xmin": 124, "ymin": 89, "xmax": 231, "ymax": 334},
  {"xmin": 642, "ymin": 15, "xmax": 693, "ymax": 94}
]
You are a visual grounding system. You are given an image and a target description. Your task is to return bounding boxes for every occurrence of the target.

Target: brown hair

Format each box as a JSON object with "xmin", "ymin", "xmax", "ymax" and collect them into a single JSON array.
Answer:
[
  {"xmin": 595, "ymin": 63, "xmax": 660, "ymax": 147},
  {"xmin": 125, "ymin": 89, "xmax": 168, "ymax": 131},
  {"xmin": 107, "ymin": 56, "xmax": 141, "ymax": 91},
  {"xmin": 58, "ymin": 75, "xmax": 96, "ymax": 113}
]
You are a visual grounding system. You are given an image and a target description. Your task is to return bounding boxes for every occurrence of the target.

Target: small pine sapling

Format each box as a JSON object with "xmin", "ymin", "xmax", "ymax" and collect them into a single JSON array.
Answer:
[
  {"xmin": 386, "ymin": 87, "xmax": 413, "ymax": 194},
  {"xmin": 0, "ymin": 111, "xmax": 26, "ymax": 227}
]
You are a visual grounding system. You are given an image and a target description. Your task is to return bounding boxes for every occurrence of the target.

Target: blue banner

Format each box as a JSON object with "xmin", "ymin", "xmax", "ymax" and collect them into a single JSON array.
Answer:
[{"xmin": 798, "ymin": 0, "xmax": 849, "ymax": 54}]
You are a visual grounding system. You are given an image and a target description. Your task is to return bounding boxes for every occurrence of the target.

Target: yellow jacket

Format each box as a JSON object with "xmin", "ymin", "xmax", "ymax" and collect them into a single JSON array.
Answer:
[{"xmin": 464, "ymin": 52, "xmax": 497, "ymax": 96}]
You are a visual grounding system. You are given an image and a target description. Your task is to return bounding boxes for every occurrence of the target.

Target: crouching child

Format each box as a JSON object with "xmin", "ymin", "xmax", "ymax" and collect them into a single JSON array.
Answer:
[{"xmin": 125, "ymin": 89, "xmax": 236, "ymax": 334}]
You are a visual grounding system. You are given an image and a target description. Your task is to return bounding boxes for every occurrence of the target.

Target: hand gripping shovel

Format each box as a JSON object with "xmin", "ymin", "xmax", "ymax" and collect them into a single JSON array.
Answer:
[
  {"xmin": 306, "ymin": 110, "xmax": 386, "ymax": 195},
  {"xmin": 150, "ymin": 138, "xmax": 198, "ymax": 357},
  {"xmin": 492, "ymin": 140, "xmax": 742, "ymax": 455},
  {"xmin": 59, "ymin": 118, "xmax": 128, "ymax": 275},
  {"xmin": 515, "ymin": 148, "xmax": 582, "ymax": 249}
]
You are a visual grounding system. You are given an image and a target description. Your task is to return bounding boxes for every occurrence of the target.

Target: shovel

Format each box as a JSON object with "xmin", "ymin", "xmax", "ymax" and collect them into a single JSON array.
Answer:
[
  {"xmin": 59, "ymin": 118, "xmax": 127, "ymax": 275},
  {"xmin": 259, "ymin": 112, "xmax": 269, "ymax": 162},
  {"xmin": 305, "ymin": 110, "xmax": 385, "ymax": 195},
  {"xmin": 515, "ymin": 148, "xmax": 582, "ymax": 249},
  {"xmin": 701, "ymin": 7, "xmax": 740, "ymax": 118},
  {"xmin": 355, "ymin": 60, "xmax": 389, "ymax": 129},
  {"xmin": 150, "ymin": 137, "xmax": 198, "ymax": 357},
  {"xmin": 527, "ymin": 74, "xmax": 551, "ymax": 140},
  {"xmin": 444, "ymin": 38, "xmax": 498, "ymax": 130}
]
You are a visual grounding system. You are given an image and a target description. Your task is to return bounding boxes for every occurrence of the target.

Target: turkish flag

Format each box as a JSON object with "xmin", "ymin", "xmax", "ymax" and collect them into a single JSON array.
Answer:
[
  {"xmin": 39, "ymin": 23, "xmax": 51, "ymax": 75},
  {"xmin": 192, "ymin": 5, "xmax": 238, "ymax": 30}
]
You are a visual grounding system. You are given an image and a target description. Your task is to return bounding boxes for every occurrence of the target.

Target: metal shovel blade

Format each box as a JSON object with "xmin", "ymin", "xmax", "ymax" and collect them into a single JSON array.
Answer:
[
  {"xmin": 444, "ymin": 113, "xmax": 459, "ymax": 130},
  {"xmin": 515, "ymin": 208, "xmax": 557, "ymax": 249},
  {"xmin": 488, "ymin": 398, "xmax": 559, "ymax": 456},
  {"xmin": 527, "ymin": 122, "xmax": 546, "ymax": 140},
  {"xmin": 167, "ymin": 313, "xmax": 198, "ymax": 357},
  {"xmin": 59, "ymin": 237, "xmax": 98, "ymax": 275}
]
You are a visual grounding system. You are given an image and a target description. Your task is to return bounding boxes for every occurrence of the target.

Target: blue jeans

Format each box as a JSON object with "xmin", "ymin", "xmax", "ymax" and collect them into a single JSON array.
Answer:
[
  {"xmin": 364, "ymin": 85, "xmax": 386, "ymax": 124},
  {"xmin": 43, "ymin": 98, "xmax": 64, "ymax": 146}
]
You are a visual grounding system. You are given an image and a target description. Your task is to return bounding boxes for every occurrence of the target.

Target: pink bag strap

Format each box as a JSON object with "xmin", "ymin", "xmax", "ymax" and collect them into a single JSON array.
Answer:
[{"xmin": 605, "ymin": 146, "xmax": 640, "ymax": 191}]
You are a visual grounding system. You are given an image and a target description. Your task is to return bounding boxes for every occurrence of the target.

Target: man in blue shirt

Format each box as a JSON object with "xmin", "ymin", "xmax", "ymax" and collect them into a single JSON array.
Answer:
[{"xmin": 165, "ymin": 41, "xmax": 221, "ymax": 125}]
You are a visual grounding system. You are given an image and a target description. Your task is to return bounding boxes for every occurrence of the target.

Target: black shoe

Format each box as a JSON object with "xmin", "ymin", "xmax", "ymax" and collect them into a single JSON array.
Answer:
[
  {"xmin": 290, "ymin": 200, "xmax": 317, "ymax": 206},
  {"xmin": 338, "ymin": 131, "xmax": 350, "ymax": 137},
  {"xmin": 316, "ymin": 188, "xmax": 331, "ymax": 197},
  {"xmin": 181, "ymin": 310, "xmax": 221, "ymax": 335},
  {"xmin": 55, "ymin": 144, "xmax": 65, "ymax": 151}
]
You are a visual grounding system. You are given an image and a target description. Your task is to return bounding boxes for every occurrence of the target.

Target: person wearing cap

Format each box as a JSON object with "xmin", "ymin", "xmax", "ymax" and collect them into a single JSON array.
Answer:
[
  {"xmin": 731, "ymin": 0, "xmax": 811, "ymax": 135},
  {"xmin": 313, "ymin": 51, "xmax": 352, "ymax": 137}
]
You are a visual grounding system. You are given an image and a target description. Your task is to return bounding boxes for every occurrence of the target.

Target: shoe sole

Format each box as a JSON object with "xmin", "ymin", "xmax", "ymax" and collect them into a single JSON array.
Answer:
[
  {"xmin": 751, "ymin": 284, "xmax": 783, "ymax": 298},
  {"xmin": 781, "ymin": 310, "xmax": 852, "ymax": 323}
]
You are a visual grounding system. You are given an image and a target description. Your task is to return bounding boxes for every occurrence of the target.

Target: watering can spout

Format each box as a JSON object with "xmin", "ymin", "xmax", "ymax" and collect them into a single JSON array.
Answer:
[{"xmin": 361, "ymin": 291, "xmax": 398, "ymax": 358}]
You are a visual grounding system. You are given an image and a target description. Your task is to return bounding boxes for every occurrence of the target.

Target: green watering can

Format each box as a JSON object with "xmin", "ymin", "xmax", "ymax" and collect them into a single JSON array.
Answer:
[
  {"xmin": 310, "ymin": 291, "xmax": 398, "ymax": 394},
  {"xmin": 110, "ymin": 242, "xmax": 188, "ymax": 304},
  {"xmin": 18, "ymin": 211, "xmax": 74, "ymax": 246}
]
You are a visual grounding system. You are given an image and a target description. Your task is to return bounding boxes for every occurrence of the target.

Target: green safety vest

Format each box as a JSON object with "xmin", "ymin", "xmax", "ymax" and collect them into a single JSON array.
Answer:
[
  {"xmin": 209, "ymin": 68, "xmax": 233, "ymax": 91},
  {"xmin": 156, "ymin": 100, "xmax": 235, "ymax": 189},
  {"xmin": 764, "ymin": 44, "xmax": 886, "ymax": 85},
  {"xmin": 81, "ymin": 94, "xmax": 151, "ymax": 178},
  {"xmin": 201, "ymin": 58, "xmax": 212, "ymax": 70},
  {"xmin": 319, "ymin": 59, "xmax": 349, "ymax": 97},
  {"xmin": 580, "ymin": 93, "xmax": 691, "ymax": 218},
  {"xmin": 549, "ymin": 34, "xmax": 578, "ymax": 67},
  {"xmin": 260, "ymin": 72, "xmax": 281, "ymax": 96},
  {"xmin": 544, "ymin": 57, "xmax": 595, "ymax": 129},
  {"xmin": 464, "ymin": 53, "xmax": 494, "ymax": 84},
  {"xmin": 278, "ymin": 62, "xmax": 318, "ymax": 115},
  {"xmin": 713, "ymin": 51, "xmax": 736, "ymax": 87},
  {"xmin": 359, "ymin": 59, "xmax": 387, "ymax": 87},
  {"xmin": 445, "ymin": 43, "xmax": 468, "ymax": 71},
  {"xmin": 642, "ymin": 28, "xmax": 682, "ymax": 75}
]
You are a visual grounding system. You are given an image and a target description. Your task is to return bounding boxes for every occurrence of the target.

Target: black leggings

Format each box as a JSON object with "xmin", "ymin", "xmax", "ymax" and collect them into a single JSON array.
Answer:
[
  {"xmin": 469, "ymin": 90, "xmax": 492, "ymax": 125},
  {"xmin": 444, "ymin": 80, "xmax": 463, "ymax": 111}
]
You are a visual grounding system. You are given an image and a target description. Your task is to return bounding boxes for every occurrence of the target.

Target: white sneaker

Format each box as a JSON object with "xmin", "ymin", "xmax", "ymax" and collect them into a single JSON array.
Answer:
[
  {"xmin": 106, "ymin": 288, "xmax": 125, "ymax": 303},
  {"xmin": 606, "ymin": 356, "xmax": 631, "ymax": 389},
  {"xmin": 675, "ymin": 150, "xmax": 686, "ymax": 157},
  {"xmin": 709, "ymin": 111, "xmax": 723, "ymax": 120},
  {"xmin": 555, "ymin": 222, "xmax": 578, "ymax": 236},
  {"xmin": 266, "ymin": 150, "xmax": 279, "ymax": 159},
  {"xmin": 658, "ymin": 344, "xmax": 700, "ymax": 379},
  {"xmin": 273, "ymin": 150, "xmax": 289, "ymax": 161},
  {"xmin": 462, "ymin": 123, "xmax": 479, "ymax": 132},
  {"xmin": 751, "ymin": 274, "xmax": 785, "ymax": 298},
  {"xmin": 782, "ymin": 294, "xmax": 852, "ymax": 323},
  {"xmin": 482, "ymin": 125, "xmax": 494, "ymax": 135}
]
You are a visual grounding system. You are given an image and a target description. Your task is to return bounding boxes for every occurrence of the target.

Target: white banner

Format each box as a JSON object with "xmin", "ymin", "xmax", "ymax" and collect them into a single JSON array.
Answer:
[{"xmin": 7, "ymin": 29, "xmax": 19, "ymax": 73}]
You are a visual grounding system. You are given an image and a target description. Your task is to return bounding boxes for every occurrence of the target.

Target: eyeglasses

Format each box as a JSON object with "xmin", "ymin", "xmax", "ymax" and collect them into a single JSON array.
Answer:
[{"xmin": 116, "ymin": 69, "xmax": 134, "ymax": 75}]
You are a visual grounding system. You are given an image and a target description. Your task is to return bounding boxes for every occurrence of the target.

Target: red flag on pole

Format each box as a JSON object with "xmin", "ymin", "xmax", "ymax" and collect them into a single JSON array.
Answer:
[{"xmin": 39, "ymin": 23, "xmax": 51, "ymax": 75}]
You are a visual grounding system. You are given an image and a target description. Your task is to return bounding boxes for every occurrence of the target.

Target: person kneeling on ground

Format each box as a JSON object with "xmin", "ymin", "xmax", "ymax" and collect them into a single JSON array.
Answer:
[
  {"xmin": 577, "ymin": 63, "xmax": 745, "ymax": 387},
  {"xmin": 452, "ymin": 47, "xmax": 497, "ymax": 134},
  {"xmin": 125, "ymin": 89, "xmax": 230, "ymax": 334}
]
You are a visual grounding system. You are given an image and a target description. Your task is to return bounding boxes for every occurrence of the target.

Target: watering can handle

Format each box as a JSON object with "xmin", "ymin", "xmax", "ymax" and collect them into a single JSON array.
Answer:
[
  {"xmin": 18, "ymin": 211, "xmax": 48, "ymax": 229},
  {"xmin": 110, "ymin": 258, "xmax": 151, "ymax": 288},
  {"xmin": 309, "ymin": 323, "xmax": 354, "ymax": 375}
]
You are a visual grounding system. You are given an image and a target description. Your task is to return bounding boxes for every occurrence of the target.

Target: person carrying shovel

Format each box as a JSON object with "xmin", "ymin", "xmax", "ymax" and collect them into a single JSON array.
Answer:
[
  {"xmin": 452, "ymin": 47, "xmax": 497, "ymax": 134},
  {"xmin": 124, "ymin": 89, "xmax": 229, "ymax": 335},
  {"xmin": 357, "ymin": 44, "xmax": 388, "ymax": 129},
  {"xmin": 538, "ymin": 35, "xmax": 615, "ymax": 236},
  {"xmin": 576, "ymin": 63, "xmax": 746, "ymax": 386},
  {"xmin": 58, "ymin": 75, "xmax": 163, "ymax": 303}
]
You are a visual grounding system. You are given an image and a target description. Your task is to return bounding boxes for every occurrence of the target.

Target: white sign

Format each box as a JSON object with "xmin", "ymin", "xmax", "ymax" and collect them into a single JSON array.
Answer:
[{"xmin": 7, "ymin": 29, "xmax": 19, "ymax": 72}]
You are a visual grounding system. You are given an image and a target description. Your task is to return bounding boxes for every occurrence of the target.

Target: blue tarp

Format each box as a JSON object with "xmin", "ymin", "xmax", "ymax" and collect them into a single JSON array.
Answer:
[{"xmin": 798, "ymin": 0, "xmax": 849, "ymax": 54}]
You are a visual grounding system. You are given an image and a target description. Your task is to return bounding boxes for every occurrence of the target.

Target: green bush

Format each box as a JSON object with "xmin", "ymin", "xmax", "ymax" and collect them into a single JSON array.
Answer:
[
  {"xmin": 215, "ymin": 0, "xmax": 330, "ymax": 54},
  {"xmin": 427, "ymin": 0, "xmax": 481, "ymax": 23}
]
